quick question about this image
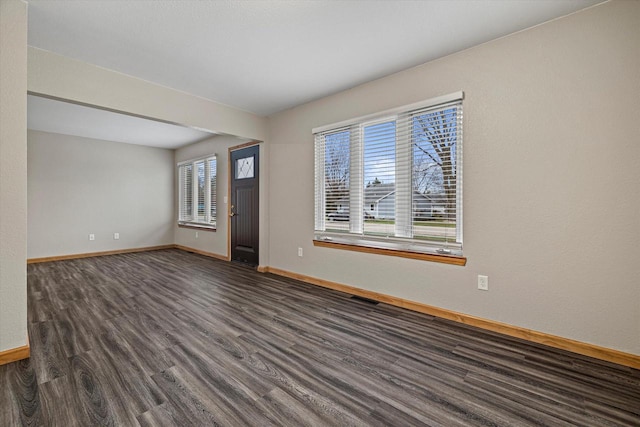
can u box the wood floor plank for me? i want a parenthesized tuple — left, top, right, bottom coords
(252, 340, 381, 420)
(453, 345, 640, 413)
(242, 349, 372, 427)
(39, 375, 90, 427)
(103, 316, 174, 376)
(168, 340, 274, 403)
(463, 372, 617, 427)
(0, 360, 42, 427)
(118, 307, 181, 350)
(287, 340, 471, 427)
(67, 352, 130, 426)
(53, 308, 93, 359)
(0, 248, 636, 426)
(27, 290, 55, 324)
(163, 352, 278, 426)
(369, 399, 452, 427)
(28, 320, 69, 385)
(254, 387, 331, 427)
(150, 366, 233, 426)
(136, 402, 186, 427)
(173, 297, 249, 338)
(90, 328, 167, 415)
(584, 399, 640, 426)
(0, 364, 20, 427)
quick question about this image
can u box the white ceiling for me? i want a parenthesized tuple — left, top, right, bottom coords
(25, 0, 603, 148)
(28, 95, 214, 149)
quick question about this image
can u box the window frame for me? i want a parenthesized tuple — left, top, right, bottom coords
(313, 91, 464, 263)
(177, 154, 217, 230)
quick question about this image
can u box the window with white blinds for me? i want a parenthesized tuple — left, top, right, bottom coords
(178, 155, 217, 228)
(314, 92, 463, 256)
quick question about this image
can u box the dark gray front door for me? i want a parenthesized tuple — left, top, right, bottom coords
(230, 145, 259, 265)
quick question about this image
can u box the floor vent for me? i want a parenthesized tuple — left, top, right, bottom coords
(350, 295, 379, 305)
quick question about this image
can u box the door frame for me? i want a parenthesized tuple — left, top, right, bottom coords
(227, 140, 261, 263)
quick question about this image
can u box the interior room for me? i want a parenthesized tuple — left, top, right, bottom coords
(1, 0, 639, 425)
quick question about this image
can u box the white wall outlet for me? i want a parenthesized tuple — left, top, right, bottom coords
(114, 233, 120, 240)
(224, 196, 228, 204)
(298, 247, 303, 257)
(478, 275, 489, 291)
(195, 231, 199, 239)
(89, 234, 95, 241)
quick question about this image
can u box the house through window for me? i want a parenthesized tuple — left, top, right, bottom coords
(314, 92, 463, 256)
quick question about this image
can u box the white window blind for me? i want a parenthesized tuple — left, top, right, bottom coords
(315, 128, 352, 231)
(314, 92, 463, 255)
(178, 155, 217, 228)
(209, 157, 217, 222)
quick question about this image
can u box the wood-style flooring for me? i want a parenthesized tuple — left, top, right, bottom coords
(1, 249, 639, 426)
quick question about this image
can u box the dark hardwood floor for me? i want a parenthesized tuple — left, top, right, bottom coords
(1, 249, 639, 426)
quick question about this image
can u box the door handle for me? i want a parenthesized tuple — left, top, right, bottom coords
(229, 205, 236, 217)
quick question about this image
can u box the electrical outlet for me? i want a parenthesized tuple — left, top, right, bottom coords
(298, 247, 303, 257)
(114, 233, 119, 240)
(195, 231, 199, 239)
(478, 275, 489, 291)
(89, 234, 95, 241)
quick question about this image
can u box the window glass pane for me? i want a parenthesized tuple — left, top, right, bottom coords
(196, 161, 205, 220)
(324, 130, 350, 232)
(180, 164, 193, 221)
(412, 107, 458, 243)
(363, 120, 396, 237)
(236, 156, 254, 179)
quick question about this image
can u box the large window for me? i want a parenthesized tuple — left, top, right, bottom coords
(178, 155, 217, 228)
(314, 92, 463, 256)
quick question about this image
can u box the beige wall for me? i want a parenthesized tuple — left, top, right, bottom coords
(0, 0, 28, 353)
(267, 1, 640, 355)
(28, 131, 174, 258)
(174, 136, 270, 265)
(28, 47, 268, 141)
(174, 135, 240, 258)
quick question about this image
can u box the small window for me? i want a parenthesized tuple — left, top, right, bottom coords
(236, 156, 254, 179)
(178, 155, 217, 229)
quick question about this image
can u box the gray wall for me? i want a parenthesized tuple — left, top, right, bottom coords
(0, 0, 28, 353)
(266, 1, 640, 355)
(27, 131, 174, 258)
